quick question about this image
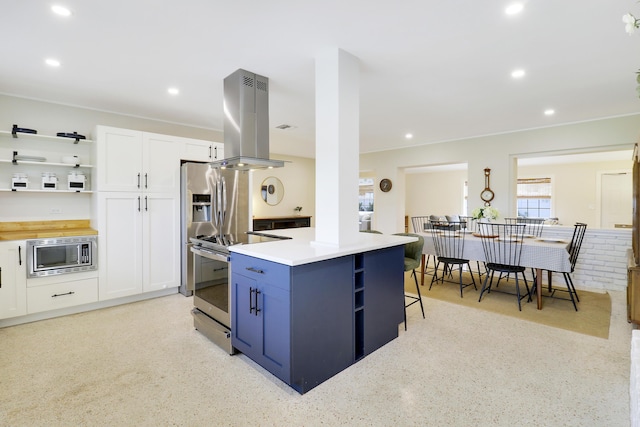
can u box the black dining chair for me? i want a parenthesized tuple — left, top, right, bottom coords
(428, 221, 477, 297)
(504, 217, 545, 237)
(459, 214, 486, 279)
(393, 232, 425, 330)
(477, 223, 531, 311)
(503, 217, 545, 282)
(411, 216, 436, 277)
(533, 223, 587, 311)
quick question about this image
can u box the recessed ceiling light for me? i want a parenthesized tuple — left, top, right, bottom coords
(511, 69, 525, 78)
(167, 87, 179, 95)
(51, 5, 72, 17)
(405, 133, 413, 139)
(45, 58, 61, 67)
(505, 3, 524, 15)
(544, 109, 555, 116)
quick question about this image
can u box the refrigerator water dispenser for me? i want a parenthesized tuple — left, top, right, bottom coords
(192, 194, 211, 222)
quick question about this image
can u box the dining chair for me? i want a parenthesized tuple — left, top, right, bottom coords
(411, 216, 436, 278)
(428, 221, 477, 297)
(411, 216, 430, 233)
(503, 217, 545, 282)
(393, 232, 425, 330)
(477, 223, 531, 311)
(459, 215, 486, 279)
(504, 217, 545, 237)
(533, 223, 587, 311)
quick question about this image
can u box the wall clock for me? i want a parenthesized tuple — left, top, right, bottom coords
(480, 168, 494, 206)
(379, 178, 392, 192)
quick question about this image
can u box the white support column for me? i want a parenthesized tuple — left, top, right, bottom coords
(313, 48, 360, 247)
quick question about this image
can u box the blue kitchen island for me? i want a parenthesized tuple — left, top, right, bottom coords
(229, 228, 414, 394)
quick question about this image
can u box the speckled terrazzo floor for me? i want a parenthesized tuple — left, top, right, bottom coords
(0, 287, 632, 426)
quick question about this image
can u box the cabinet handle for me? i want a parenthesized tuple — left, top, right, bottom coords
(254, 289, 261, 315)
(145, 196, 148, 211)
(18, 245, 22, 266)
(52, 291, 75, 298)
(246, 267, 264, 274)
(249, 287, 261, 315)
(137, 173, 141, 189)
(0, 266, 2, 288)
(209, 145, 213, 159)
(137, 196, 141, 212)
(145, 173, 148, 189)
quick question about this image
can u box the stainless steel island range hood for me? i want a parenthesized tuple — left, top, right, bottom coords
(211, 69, 285, 170)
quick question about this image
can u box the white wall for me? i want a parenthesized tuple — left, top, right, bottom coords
(405, 169, 467, 222)
(518, 159, 632, 228)
(361, 114, 640, 234)
(0, 95, 315, 223)
(251, 154, 316, 225)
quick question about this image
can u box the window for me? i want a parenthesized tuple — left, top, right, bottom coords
(517, 178, 551, 218)
(359, 178, 374, 211)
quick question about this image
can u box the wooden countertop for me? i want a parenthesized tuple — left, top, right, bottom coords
(0, 220, 98, 241)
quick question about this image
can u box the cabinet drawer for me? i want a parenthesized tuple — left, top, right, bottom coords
(230, 254, 290, 291)
(27, 278, 98, 314)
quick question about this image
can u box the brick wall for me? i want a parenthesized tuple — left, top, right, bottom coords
(542, 226, 631, 292)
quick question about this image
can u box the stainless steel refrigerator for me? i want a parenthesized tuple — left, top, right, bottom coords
(179, 162, 249, 295)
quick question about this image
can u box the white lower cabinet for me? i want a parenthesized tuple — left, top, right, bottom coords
(0, 241, 27, 319)
(27, 277, 98, 314)
(95, 191, 179, 300)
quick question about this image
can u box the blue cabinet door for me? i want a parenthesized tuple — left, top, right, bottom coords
(231, 253, 291, 383)
(232, 272, 261, 355)
(363, 246, 405, 355)
(259, 283, 291, 381)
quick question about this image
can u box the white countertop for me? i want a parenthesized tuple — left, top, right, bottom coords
(230, 228, 416, 266)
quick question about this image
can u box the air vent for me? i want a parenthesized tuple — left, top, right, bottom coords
(242, 75, 253, 87)
(256, 79, 268, 92)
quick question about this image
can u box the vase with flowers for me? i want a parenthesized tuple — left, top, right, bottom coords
(471, 206, 499, 222)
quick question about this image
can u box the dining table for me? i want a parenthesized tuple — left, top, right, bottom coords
(418, 231, 572, 309)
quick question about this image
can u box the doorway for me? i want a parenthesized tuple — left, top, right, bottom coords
(599, 170, 632, 228)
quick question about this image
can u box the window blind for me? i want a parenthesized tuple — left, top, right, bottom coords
(517, 178, 551, 198)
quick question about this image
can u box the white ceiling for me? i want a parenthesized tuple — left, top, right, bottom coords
(1, 1, 639, 159)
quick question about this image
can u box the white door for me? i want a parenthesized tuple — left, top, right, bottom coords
(0, 241, 26, 319)
(601, 170, 632, 228)
(95, 126, 143, 192)
(143, 194, 180, 292)
(97, 192, 144, 300)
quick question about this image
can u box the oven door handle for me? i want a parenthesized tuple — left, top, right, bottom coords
(190, 246, 229, 262)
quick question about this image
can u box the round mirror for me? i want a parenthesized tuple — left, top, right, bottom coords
(261, 176, 284, 205)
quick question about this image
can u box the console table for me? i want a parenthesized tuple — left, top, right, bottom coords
(253, 216, 311, 231)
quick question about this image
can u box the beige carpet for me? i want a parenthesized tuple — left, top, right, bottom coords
(406, 270, 612, 339)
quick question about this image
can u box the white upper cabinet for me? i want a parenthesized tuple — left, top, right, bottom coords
(95, 126, 181, 194)
(142, 132, 181, 194)
(180, 137, 224, 162)
(95, 126, 144, 192)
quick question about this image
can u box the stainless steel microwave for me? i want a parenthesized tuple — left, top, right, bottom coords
(27, 236, 97, 278)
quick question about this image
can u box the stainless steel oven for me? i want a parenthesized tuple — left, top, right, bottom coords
(27, 236, 97, 278)
(190, 232, 290, 354)
(191, 244, 234, 353)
